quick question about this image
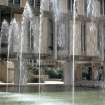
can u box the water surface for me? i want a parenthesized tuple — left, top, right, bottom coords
(0, 89, 105, 105)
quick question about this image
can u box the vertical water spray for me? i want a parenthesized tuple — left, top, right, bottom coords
(8, 18, 20, 88)
(39, 0, 50, 96)
(7, 18, 19, 93)
(19, 1, 34, 92)
(39, 0, 43, 97)
(6, 20, 12, 93)
(10, 18, 20, 53)
(72, 0, 77, 105)
(19, 17, 23, 93)
(7, 18, 21, 93)
(8, 18, 18, 63)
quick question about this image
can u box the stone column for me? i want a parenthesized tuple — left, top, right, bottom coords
(20, 60, 28, 85)
(14, 59, 20, 85)
(92, 63, 95, 81)
(63, 60, 73, 86)
(14, 58, 27, 86)
(75, 64, 81, 81)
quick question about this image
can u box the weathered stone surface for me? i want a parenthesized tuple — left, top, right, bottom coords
(69, 20, 82, 56)
(0, 0, 8, 6)
(86, 22, 98, 56)
(0, 61, 14, 83)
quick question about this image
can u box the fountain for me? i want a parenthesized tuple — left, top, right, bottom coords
(8, 18, 20, 54)
(0, 0, 104, 105)
(0, 1, 39, 92)
(18, 2, 34, 92)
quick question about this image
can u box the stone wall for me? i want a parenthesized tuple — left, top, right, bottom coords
(40, 16, 49, 54)
(69, 20, 82, 55)
(0, 0, 8, 6)
(20, 0, 27, 8)
(90, 0, 100, 17)
(58, 0, 68, 14)
(86, 22, 98, 56)
(14, 13, 22, 23)
(76, 0, 85, 15)
(0, 61, 14, 83)
(0, 61, 7, 82)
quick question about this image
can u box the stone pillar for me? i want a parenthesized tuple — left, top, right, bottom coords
(20, 60, 28, 85)
(75, 64, 81, 81)
(40, 16, 49, 54)
(14, 58, 27, 86)
(63, 60, 73, 86)
(14, 59, 20, 85)
(92, 63, 95, 80)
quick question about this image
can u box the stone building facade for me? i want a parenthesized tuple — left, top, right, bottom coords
(0, 0, 105, 85)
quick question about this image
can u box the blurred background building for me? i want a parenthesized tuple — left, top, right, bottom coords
(0, 0, 105, 86)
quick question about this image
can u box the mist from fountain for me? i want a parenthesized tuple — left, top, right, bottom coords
(6, 18, 20, 93)
(0, 1, 40, 93)
(0, 1, 103, 105)
(72, 0, 78, 105)
(8, 18, 20, 54)
(0, 1, 64, 93)
(38, 0, 45, 97)
(0, 1, 38, 93)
